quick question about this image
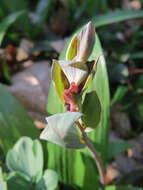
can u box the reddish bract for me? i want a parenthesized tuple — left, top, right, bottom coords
(63, 82, 79, 111)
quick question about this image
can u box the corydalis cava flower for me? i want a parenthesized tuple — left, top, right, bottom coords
(52, 21, 98, 111)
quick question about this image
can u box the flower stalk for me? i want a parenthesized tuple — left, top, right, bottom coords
(76, 121, 106, 190)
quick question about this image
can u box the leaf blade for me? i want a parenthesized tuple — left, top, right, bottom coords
(94, 10, 143, 28)
(82, 91, 101, 129)
(0, 84, 39, 153)
(0, 11, 25, 46)
(6, 137, 43, 182)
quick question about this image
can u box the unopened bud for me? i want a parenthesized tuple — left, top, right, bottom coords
(77, 21, 95, 62)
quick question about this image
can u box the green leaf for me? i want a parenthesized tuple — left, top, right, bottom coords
(46, 30, 110, 189)
(0, 0, 27, 13)
(80, 153, 99, 189)
(82, 91, 101, 129)
(104, 185, 143, 190)
(0, 167, 7, 190)
(35, 0, 53, 24)
(108, 141, 133, 160)
(6, 137, 43, 183)
(111, 85, 128, 106)
(82, 53, 110, 160)
(36, 169, 58, 190)
(0, 84, 39, 152)
(2, 60, 11, 84)
(7, 173, 32, 190)
(94, 10, 143, 28)
(40, 112, 84, 149)
(0, 11, 25, 46)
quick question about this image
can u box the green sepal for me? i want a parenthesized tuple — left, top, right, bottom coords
(52, 60, 68, 104)
(82, 55, 100, 91)
(40, 112, 85, 149)
(66, 34, 79, 61)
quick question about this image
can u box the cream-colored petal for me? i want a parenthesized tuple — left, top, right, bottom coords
(77, 21, 95, 62)
(59, 60, 88, 85)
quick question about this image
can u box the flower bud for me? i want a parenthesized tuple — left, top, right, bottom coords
(76, 21, 95, 62)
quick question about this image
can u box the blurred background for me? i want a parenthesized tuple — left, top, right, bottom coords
(0, 0, 143, 189)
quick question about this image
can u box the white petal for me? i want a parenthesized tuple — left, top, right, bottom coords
(59, 60, 87, 85)
(40, 112, 84, 149)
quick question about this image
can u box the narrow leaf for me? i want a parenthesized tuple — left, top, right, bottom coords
(35, 0, 52, 23)
(0, 11, 25, 46)
(94, 10, 143, 28)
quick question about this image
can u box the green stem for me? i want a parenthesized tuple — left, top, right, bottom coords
(76, 121, 106, 190)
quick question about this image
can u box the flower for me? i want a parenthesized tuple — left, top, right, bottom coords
(51, 21, 99, 111)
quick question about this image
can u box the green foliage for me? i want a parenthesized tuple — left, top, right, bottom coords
(82, 91, 101, 129)
(0, 137, 58, 190)
(0, 0, 28, 14)
(35, 169, 58, 190)
(6, 137, 43, 182)
(116, 79, 143, 124)
(105, 185, 143, 190)
(94, 10, 143, 28)
(108, 141, 133, 160)
(7, 174, 33, 190)
(0, 11, 25, 46)
(111, 86, 128, 106)
(35, 0, 53, 24)
(1, 60, 11, 84)
(0, 167, 7, 190)
(40, 112, 84, 149)
(0, 84, 39, 153)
